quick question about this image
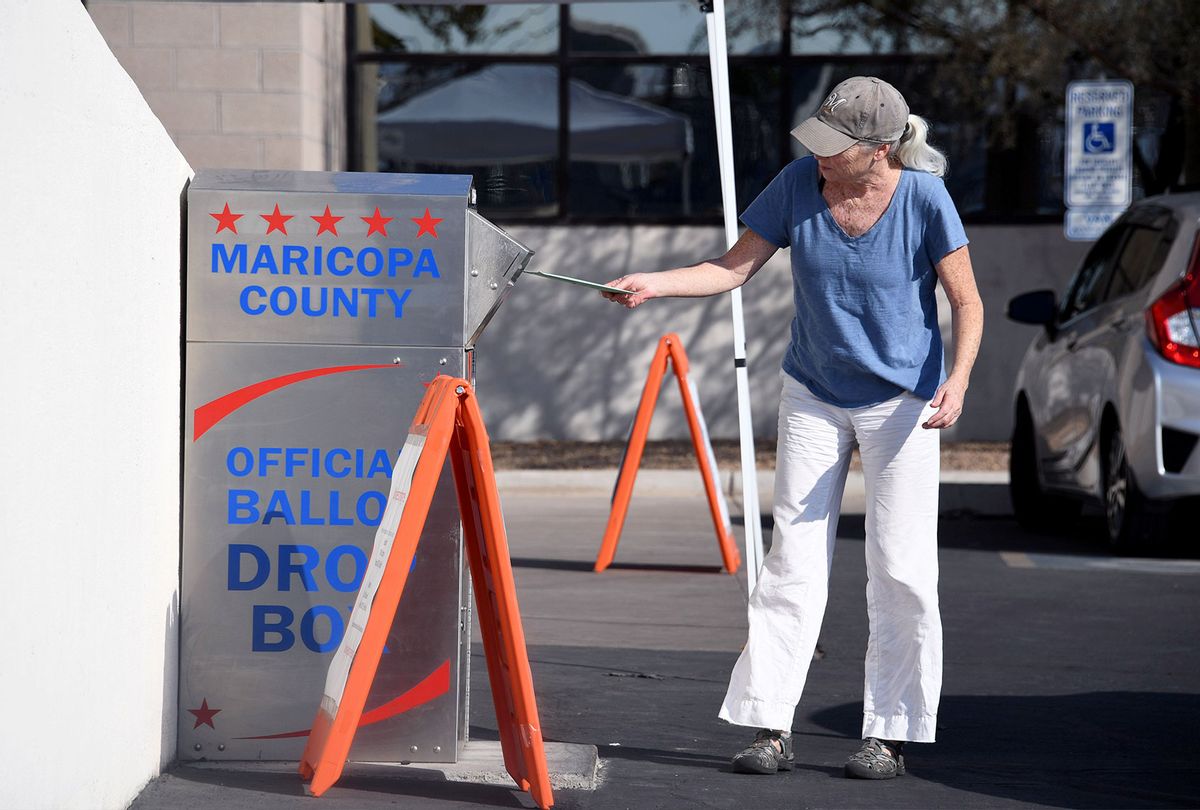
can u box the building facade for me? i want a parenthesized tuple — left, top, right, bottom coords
(88, 0, 1114, 442)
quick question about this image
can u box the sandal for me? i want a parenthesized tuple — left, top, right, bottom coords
(731, 729, 794, 774)
(844, 737, 905, 779)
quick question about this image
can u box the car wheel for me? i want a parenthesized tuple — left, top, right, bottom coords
(1010, 402, 1080, 531)
(1102, 425, 1166, 553)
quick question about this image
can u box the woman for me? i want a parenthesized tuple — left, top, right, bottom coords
(602, 76, 983, 779)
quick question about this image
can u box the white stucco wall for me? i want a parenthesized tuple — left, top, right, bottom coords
(0, 2, 191, 808)
(482, 223, 1088, 442)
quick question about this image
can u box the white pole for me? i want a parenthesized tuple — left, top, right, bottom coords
(705, 0, 763, 597)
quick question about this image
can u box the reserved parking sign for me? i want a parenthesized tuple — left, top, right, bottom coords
(1065, 80, 1133, 208)
(1064, 80, 1133, 240)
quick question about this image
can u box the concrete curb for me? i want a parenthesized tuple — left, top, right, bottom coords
(496, 468, 1012, 517)
(185, 741, 601, 791)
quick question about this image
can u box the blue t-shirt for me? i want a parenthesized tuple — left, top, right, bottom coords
(741, 157, 968, 408)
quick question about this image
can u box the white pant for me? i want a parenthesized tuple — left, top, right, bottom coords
(719, 374, 943, 743)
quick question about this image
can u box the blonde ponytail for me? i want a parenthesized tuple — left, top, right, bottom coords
(891, 114, 948, 177)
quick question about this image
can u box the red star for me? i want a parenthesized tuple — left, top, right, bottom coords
(312, 205, 344, 237)
(260, 204, 293, 235)
(210, 203, 243, 234)
(188, 699, 221, 730)
(412, 208, 443, 239)
(361, 207, 394, 237)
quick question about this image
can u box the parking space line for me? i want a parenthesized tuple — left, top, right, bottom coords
(1000, 551, 1200, 574)
(999, 551, 1036, 568)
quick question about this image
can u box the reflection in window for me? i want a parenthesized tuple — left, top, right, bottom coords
(564, 63, 783, 219)
(368, 64, 559, 217)
(568, 0, 782, 56)
(788, 1, 968, 54)
(792, 13, 882, 55)
(1108, 226, 1165, 301)
(364, 3, 557, 54)
(569, 1, 707, 55)
(568, 64, 705, 218)
(730, 65, 783, 212)
(724, 0, 783, 55)
(1064, 226, 1124, 318)
(349, 4, 1076, 222)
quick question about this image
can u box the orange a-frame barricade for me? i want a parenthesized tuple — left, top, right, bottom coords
(594, 333, 740, 574)
(299, 375, 553, 810)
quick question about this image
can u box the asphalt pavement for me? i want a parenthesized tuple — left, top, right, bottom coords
(131, 468, 1200, 810)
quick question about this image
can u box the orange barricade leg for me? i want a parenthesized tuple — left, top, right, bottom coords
(594, 336, 671, 572)
(451, 387, 553, 809)
(595, 333, 740, 574)
(301, 376, 461, 795)
(301, 376, 553, 810)
(668, 340, 741, 574)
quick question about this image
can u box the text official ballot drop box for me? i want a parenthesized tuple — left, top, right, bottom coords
(181, 170, 531, 762)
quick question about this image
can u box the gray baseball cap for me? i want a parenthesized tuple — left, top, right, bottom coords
(791, 76, 910, 157)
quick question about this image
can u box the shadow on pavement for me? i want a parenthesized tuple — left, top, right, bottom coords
(599, 743, 844, 779)
(811, 692, 1200, 808)
(162, 766, 307, 799)
(511, 556, 725, 574)
(164, 762, 530, 808)
(591, 743, 728, 771)
(834, 512, 1125, 557)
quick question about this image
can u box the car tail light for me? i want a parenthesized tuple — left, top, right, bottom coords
(1146, 234, 1200, 368)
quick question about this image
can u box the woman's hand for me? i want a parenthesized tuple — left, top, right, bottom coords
(599, 231, 780, 310)
(923, 376, 967, 429)
(601, 273, 658, 309)
(932, 246, 982, 431)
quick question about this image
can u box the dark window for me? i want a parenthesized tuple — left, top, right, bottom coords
(730, 64, 784, 211)
(791, 11, 906, 54)
(361, 3, 558, 54)
(567, 63, 713, 218)
(346, 3, 1078, 225)
(1061, 225, 1126, 320)
(568, 2, 708, 55)
(365, 62, 560, 217)
(1105, 225, 1167, 302)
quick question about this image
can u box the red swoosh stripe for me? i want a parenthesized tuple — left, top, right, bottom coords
(193, 364, 396, 441)
(235, 659, 451, 741)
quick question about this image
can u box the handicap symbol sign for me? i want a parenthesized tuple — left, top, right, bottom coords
(1066, 80, 1131, 210)
(1083, 121, 1115, 154)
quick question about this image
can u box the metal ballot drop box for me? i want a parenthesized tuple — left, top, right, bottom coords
(181, 170, 531, 762)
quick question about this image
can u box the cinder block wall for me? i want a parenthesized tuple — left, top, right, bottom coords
(0, 1, 192, 808)
(88, 0, 345, 171)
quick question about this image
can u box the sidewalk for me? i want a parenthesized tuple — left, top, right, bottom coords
(496, 465, 1012, 516)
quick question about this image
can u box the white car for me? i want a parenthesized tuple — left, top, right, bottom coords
(1007, 193, 1200, 550)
